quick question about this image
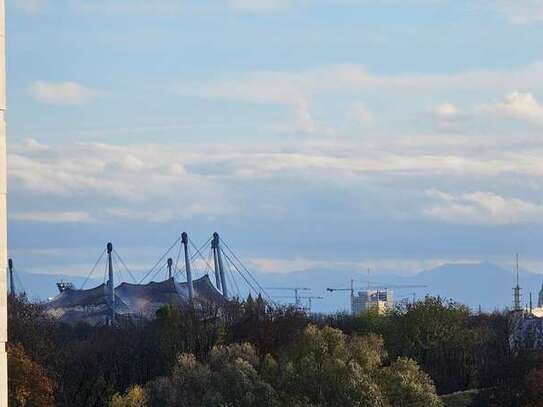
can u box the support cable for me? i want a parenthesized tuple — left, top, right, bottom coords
(174, 240, 183, 274)
(221, 240, 275, 305)
(12, 268, 26, 295)
(113, 249, 137, 283)
(224, 255, 240, 298)
(81, 248, 107, 289)
(189, 239, 214, 276)
(148, 262, 167, 283)
(207, 249, 213, 277)
(221, 239, 273, 303)
(15, 274, 25, 295)
(139, 237, 181, 284)
(112, 255, 123, 284)
(102, 258, 109, 284)
(172, 262, 186, 280)
(222, 250, 258, 299)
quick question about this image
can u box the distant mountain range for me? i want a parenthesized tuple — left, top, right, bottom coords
(10, 262, 542, 314)
(252, 262, 543, 313)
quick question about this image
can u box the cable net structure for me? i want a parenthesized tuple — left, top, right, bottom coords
(45, 233, 274, 325)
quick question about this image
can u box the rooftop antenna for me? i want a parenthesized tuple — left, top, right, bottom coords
(530, 291, 533, 313)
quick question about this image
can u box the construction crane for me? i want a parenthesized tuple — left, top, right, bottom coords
(327, 281, 428, 314)
(326, 280, 356, 309)
(264, 287, 311, 307)
(273, 295, 323, 312)
(327, 283, 428, 293)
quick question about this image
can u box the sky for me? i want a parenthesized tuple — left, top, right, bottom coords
(5, 0, 543, 291)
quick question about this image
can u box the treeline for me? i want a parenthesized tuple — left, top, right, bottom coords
(6, 295, 543, 406)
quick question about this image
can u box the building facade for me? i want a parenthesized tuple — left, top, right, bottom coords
(352, 289, 394, 315)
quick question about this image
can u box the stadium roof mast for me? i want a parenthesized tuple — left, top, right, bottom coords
(211, 236, 222, 291)
(8, 258, 13, 297)
(107, 243, 115, 325)
(213, 233, 228, 299)
(182, 233, 194, 303)
(167, 258, 173, 280)
(0, 0, 8, 400)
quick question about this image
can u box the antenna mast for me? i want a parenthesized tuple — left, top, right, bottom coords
(513, 253, 522, 312)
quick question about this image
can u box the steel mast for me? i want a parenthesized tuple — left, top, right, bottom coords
(182, 232, 194, 303)
(107, 242, 115, 325)
(214, 233, 228, 299)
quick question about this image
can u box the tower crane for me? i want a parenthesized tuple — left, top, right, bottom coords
(272, 295, 323, 312)
(264, 287, 311, 307)
(326, 281, 428, 314)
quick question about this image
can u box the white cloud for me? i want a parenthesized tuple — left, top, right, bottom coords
(106, 205, 228, 223)
(188, 62, 543, 102)
(433, 103, 460, 119)
(29, 81, 103, 106)
(183, 63, 543, 135)
(481, 91, 543, 125)
(10, 211, 92, 223)
(424, 190, 543, 225)
(9, 137, 543, 229)
(431, 102, 468, 132)
(21, 138, 50, 153)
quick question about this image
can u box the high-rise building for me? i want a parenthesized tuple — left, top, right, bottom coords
(538, 279, 543, 309)
(352, 289, 394, 315)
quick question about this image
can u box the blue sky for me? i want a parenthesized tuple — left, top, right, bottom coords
(6, 0, 543, 288)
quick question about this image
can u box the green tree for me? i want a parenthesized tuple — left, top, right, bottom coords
(381, 357, 442, 407)
(280, 324, 442, 407)
(146, 343, 280, 407)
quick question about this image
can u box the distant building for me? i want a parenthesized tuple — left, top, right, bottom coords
(530, 280, 543, 317)
(352, 290, 393, 315)
(538, 280, 543, 308)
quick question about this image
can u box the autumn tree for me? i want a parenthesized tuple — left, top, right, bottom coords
(8, 343, 56, 407)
